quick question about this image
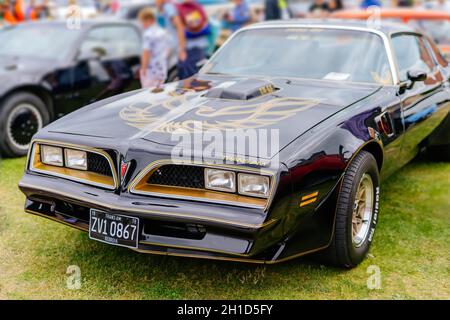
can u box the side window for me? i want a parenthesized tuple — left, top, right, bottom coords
(424, 36, 449, 68)
(391, 34, 435, 82)
(80, 26, 141, 59)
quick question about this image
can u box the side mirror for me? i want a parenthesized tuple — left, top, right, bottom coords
(407, 69, 427, 83)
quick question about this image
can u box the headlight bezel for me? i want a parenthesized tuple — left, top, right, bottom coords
(28, 140, 118, 190)
(129, 161, 275, 209)
(204, 168, 271, 198)
(204, 168, 236, 193)
(64, 148, 88, 171)
(40, 145, 64, 167)
(237, 173, 270, 198)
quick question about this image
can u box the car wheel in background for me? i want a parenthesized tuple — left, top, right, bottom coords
(0, 92, 49, 157)
(319, 151, 380, 268)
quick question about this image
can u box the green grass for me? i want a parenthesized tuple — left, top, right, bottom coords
(0, 157, 449, 299)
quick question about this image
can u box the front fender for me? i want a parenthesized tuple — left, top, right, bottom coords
(273, 104, 385, 258)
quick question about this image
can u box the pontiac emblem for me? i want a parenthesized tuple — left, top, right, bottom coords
(120, 161, 130, 184)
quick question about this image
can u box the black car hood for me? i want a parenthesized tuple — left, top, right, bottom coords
(46, 75, 381, 158)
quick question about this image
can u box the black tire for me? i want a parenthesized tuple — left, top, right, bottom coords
(0, 92, 49, 157)
(427, 145, 450, 162)
(320, 151, 380, 268)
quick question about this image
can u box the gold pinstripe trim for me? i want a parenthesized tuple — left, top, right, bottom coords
(300, 191, 319, 206)
(19, 182, 277, 229)
(299, 197, 318, 207)
(27, 139, 119, 190)
(301, 191, 319, 201)
(128, 159, 278, 210)
(136, 184, 267, 207)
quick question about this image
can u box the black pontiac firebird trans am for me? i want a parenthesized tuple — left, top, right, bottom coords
(19, 21, 450, 268)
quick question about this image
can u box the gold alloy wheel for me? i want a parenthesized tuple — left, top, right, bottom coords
(352, 173, 374, 247)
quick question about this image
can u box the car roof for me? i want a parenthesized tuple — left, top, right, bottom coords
(331, 8, 450, 21)
(245, 19, 418, 35)
(13, 19, 137, 30)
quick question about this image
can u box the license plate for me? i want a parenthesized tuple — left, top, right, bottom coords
(89, 209, 139, 249)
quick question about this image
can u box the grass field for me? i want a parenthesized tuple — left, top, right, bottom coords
(0, 156, 449, 299)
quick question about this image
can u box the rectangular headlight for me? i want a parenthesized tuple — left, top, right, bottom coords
(204, 168, 236, 193)
(40, 145, 63, 167)
(238, 173, 270, 198)
(65, 149, 87, 170)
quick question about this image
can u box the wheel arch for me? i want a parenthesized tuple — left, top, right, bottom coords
(276, 137, 384, 261)
(357, 140, 384, 172)
(1, 86, 54, 120)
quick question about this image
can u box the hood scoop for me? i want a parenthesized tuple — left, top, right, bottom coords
(205, 79, 278, 100)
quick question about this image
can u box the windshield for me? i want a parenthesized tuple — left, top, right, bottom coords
(0, 26, 81, 60)
(202, 28, 393, 85)
(408, 20, 450, 44)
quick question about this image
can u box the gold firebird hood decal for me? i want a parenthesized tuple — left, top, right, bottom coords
(119, 91, 320, 134)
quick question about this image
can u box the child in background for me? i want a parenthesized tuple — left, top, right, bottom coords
(138, 8, 169, 88)
(224, 0, 251, 32)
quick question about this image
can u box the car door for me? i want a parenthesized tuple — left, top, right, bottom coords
(392, 33, 450, 164)
(71, 24, 141, 109)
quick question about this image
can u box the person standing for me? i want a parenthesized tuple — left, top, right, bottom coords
(0, 0, 5, 25)
(156, 0, 187, 77)
(328, 0, 343, 12)
(3, 0, 25, 24)
(38, 0, 51, 19)
(424, 0, 450, 12)
(138, 8, 169, 88)
(360, 0, 382, 9)
(309, 0, 329, 16)
(24, 0, 37, 20)
(224, 0, 251, 32)
(264, 0, 290, 20)
(176, 0, 210, 79)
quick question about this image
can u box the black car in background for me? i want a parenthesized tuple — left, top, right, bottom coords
(0, 20, 142, 157)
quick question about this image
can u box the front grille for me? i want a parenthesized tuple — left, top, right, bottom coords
(87, 153, 113, 177)
(148, 165, 204, 189)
